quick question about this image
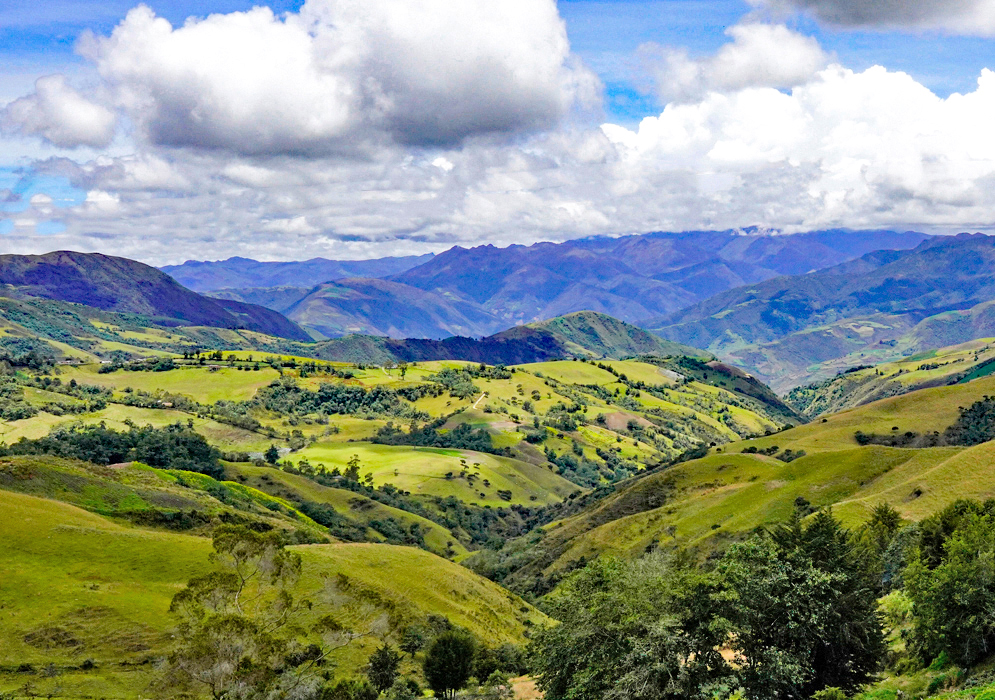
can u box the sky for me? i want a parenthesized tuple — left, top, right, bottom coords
(2, 0, 995, 264)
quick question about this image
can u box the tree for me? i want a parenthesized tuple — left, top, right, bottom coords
(423, 630, 477, 699)
(400, 625, 427, 656)
(367, 644, 402, 693)
(719, 510, 886, 698)
(345, 454, 361, 481)
(162, 525, 356, 699)
(398, 363, 408, 381)
(264, 444, 280, 465)
(906, 510, 995, 666)
(530, 555, 732, 700)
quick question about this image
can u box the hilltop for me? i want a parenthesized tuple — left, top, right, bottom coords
(0, 251, 310, 341)
(469, 369, 995, 596)
(304, 311, 706, 365)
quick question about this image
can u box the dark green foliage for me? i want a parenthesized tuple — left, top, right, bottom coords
(399, 625, 427, 656)
(367, 644, 402, 693)
(905, 503, 995, 666)
(254, 377, 412, 417)
(432, 368, 481, 400)
(530, 511, 886, 700)
(373, 419, 499, 455)
(531, 555, 731, 700)
(720, 511, 886, 697)
(293, 501, 368, 542)
(264, 444, 280, 465)
(3, 423, 224, 479)
(944, 395, 995, 446)
(423, 631, 476, 699)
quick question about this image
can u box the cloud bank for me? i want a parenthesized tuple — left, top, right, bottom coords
(753, 0, 995, 34)
(0, 75, 115, 149)
(644, 24, 830, 102)
(4, 6, 995, 264)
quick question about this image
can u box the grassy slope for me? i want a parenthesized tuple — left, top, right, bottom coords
(0, 488, 541, 697)
(232, 464, 471, 558)
(499, 375, 995, 583)
(788, 337, 995, 417)
(295, 441, 575, 507)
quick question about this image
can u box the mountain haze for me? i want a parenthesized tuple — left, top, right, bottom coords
(185, 229, 932, 341)
(650, 233, 995, 390)
(162, 254, 434, 292)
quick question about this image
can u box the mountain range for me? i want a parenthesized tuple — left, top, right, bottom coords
(175, 229, 931, 340)
(650, 233, 995, 391)
(161, 254, 434, 292)
(304, 311, 703, 365)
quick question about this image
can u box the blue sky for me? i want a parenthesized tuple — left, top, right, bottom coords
(3, 0, 994, 123)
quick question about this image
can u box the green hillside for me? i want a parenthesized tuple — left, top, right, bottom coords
(469, 374, 995, 595)
(0, 487, 541, 698)
(788, 337, 995, 417)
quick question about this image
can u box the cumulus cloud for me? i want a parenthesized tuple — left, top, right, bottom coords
(6, 62, 991, 263)
(644, 24, 830, 103)
(75, 0, 596, 155)
(0, 75, 116, 148)
(752, 0, 995, 35)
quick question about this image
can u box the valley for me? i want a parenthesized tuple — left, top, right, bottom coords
(4, 238, 995, 700)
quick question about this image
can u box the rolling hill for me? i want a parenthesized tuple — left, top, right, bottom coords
(786, 337, 995, 417)
(0, 251, 310, 341)
(0, 484, 541, 697)
(468, 370, 995, 596)
(649, 233, 995, 390)
(161, 253, 434, 292)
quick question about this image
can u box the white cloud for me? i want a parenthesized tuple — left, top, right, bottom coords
(0, 74, 115, 148)
(752, 0, 995, 35)
(10, 13, 995, 264)
(74, 0, 596, 156)
(644, 24, 830, 103)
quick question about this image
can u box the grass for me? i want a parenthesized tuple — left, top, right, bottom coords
(232, 464, 471, 558)
(500, 372, 995, 580)
(294, 441, 576, 507)
(60, 364, 282, 403)
(0, 488, 543, 697)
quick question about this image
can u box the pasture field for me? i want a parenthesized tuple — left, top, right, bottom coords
(60, 364, 283, 403)
(295, 441, 576, 507)
(0, 488, 541, 697)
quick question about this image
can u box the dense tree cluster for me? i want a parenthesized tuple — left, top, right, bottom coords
(372, 419, 499, 455)
(2, 423, 224, 479)
(530, 511, 886, 700)
(252, 377, 425, 419)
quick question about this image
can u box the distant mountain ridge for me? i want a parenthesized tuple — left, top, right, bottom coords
(213, 277, 503, 340)
(162, 254, 434, 293)
(649, 233, 995, 390)
(179, 229, 932, 340)
(0, 251, 310, 341)
(305, 311, 705, 365)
